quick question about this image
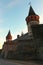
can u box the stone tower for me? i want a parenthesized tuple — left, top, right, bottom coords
(25, 5, 39, 34)
(6, 30, 12, 41)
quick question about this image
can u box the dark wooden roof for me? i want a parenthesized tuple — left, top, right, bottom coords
(28, 5, 36, 16)
(6, 30, 12, 39)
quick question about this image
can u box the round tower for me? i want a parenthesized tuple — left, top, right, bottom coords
(25, 5, 40, 34)
(6, 30, 12, 41)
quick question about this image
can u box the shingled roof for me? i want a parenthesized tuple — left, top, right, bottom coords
(28, 5, 36, 16)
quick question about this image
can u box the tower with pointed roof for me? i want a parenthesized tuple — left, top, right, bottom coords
(6, 30, 12, 41)
(25, 5, 40, 34)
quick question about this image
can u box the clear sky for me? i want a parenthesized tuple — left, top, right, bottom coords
(0, 0, 43, 49)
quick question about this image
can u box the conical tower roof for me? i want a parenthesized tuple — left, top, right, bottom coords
(7, 30, 11, 36)
(25, 5, 39, 25)
(28, 5, 36, 16)
(6, 30, 12, 40)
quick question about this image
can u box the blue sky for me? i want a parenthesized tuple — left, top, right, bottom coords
(0, 0, 43, 49)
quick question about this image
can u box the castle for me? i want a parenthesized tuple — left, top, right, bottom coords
(1, 5, 43, 60)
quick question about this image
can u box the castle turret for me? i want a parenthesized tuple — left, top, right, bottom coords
(6, 30, 12, 41)
(25, 5, 40, 34)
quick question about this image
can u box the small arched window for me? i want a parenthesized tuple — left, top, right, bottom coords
(31, 16, 34, 20)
